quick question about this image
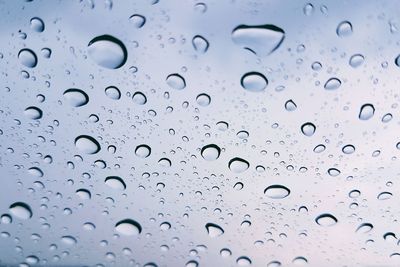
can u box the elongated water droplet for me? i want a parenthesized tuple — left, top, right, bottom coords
(342, 144, 355, 154)
(264, 185, 290, 199)
(232, 24, 285, 56)
(192, 35, 209, 53)
(205, 223, 224, 237)
(201, 144, 221, 161)
(228, 157, 249, 173)
(303, 3, 314, 16)
(301, 122, 316, 136)
(105, 176, 126, 190)
(324, 77, 341, 90)
(377, 191, 392, 200)
(241, 72, 268, 92)
(75, 135, 101, 154)
(63, 88, 89, 107)
(336, 21, 353, 37)
(24, 106, 42, 120)
(88, 35, 127, 69)
(166, 73, 186, 90)
(356, 223, 373, 233)
(9, 202, 32, 220)
(115, 219, 142, 235)
(358, 104, 375, 120)
(315, 213, 337, 226)
(18, 48, 37, 68)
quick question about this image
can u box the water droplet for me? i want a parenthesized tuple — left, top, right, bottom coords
(315, 213, 337, 226)
(301, 122, 316, 137)
(342, 144, 355, 154)
(132, 91, 147, 105)
(115, 219, 142, 235)
(1, 214, 12, 224)
(228, 157, 249, 173)
(328, 168, 340, 177)
(395, 55, 400, 67)
(358, 104, 375, 120)
(105, 176, 126, 190)
(220, 248, 232, 258)
(313, 144, 326, 153)
(76, 189, 91, 200)
(292, 256, 308, 265)
(192, 35, 209, 53)
(267, 261, 281, 267)
(324, 77, 341, 90)
(63, 88, 89, 107)
(30, 17, 45, 32)
(9, 202, 32, 220)
(158, 158, 172, 167)
(61, 236, 77, 246)
(232, 24, 285, 56)
(356, 223, 373, 233)
(75, 135, 101, 154)
(285, 99, 297, 111)
(186, 260, 199, 267)
(336, 21, 353, 37)
(135, 144, 151, 158)
(18, 48, 37, 68)
(196, 93, 211, 106)
(241, 72, 268, 92)
(377, 191, 392, 200)
(88, 35, 127, 69)
(349, 54, 364, 68)
(41, 47, 51, 58)
(105, 86, 121, 100)
(24, 106, 42, 120)
(201, 144, 221, 161)
(382, 113, 392, 123)
(28, 167, 43, 177)
(166, 73, 186, 90)
(264, 185, 290, 199)
(129, 14, 146, 28)
(236, 256, 252, 266)
(205, 223, 224, 237)
(303, 3, 314, 16)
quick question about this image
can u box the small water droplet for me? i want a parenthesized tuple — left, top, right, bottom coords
(105, 176, 126, 190)
(336, 21, 353, 37)
(18, 48, 37, 68)
(324, 77, 341, 90)
(9, 202, 32, 220)
(241, 72, 268, 92)
(301, 122, 316, 136)
(201, 144, 221, 161)
(88, 35, 127, 69)
(315, 213, 337, 226)
(342, 144, 355, 154)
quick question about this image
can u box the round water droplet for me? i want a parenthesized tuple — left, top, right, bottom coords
(115, 219, 142, 236)
(192, 35, 209, 54)
(324, 77, 341, 90)
(135, 144, 151, 158)
(63, 88, 89, 107)
(377, 191, 392, 200)
(349, 189, 361, 198)
(129, 14, 146, 28)
(241, 72, 268, 92)
(315, 213, 337, 226)
(18, 48, 37, 68)
(24, 106, 42, 120)
(264, 185, 290, 199)
(301, 122, 316, 137)
(236, 256, 252, 266)
(205, 223, 224, 237)
(105, 86, 121, 100)
(166, 73, 186, 90)
(356, 223, 373, 233)
(9, 202, 32, 220)
(1, 214, 12, 224)
(41, 48, 51, 58)
(237, 130, 249, 139)
(336, 21, 353, 37)
(88, 35, 127, 69)
(196, 93, 211, 106)
(201, 144, 221, 161)
(30, 17, 45, 32)
(216, 121, 229, 131)
(232, 24, 285, 56)
(132, 91, 147, 105)
(285, 99, 297, 111)
(359, 104, 375, 120)
(105, 176, 126, 190)
(349, 54, 364, 68)
(75, 135, 101, 154)
(342, 144, 355, 154)
(228, 157, 249, 173)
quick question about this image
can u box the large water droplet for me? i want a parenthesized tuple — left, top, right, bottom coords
(324, 77, 341, 90)
(201, 144, 221, 161)
(232, 24, 285, 56)
(292, 256, 308, 265)
(358, 104, 375, 120)
(63, 88, 89, 107)
(105, 86, 121, 100)
(336, 21, 353, 37)
(205, 223, 224, 237)
(24, 106, 42, 120)
(9, 202, 32, 220)
(18, 48, 37, 68)
(61, 236, 77, 246)
(315, 213, 337, 226)
(241, 72, 268, 92)
(105, 176, 126, 190)
(115, 219, 142, 236)
(349, 54, 364, 68)
(264, 185, 290, 199)
(228, 157, 249, 173)
(88, 35, 127, 69)
(75, 135, 101, 154)
(301, 122, 316, 136)
(166, 73, 186, 90)
(356, 223, 373, 233)
(30, 17, 45, 32)
(192, 35, 209, 54)
(135, 144, 151, 158)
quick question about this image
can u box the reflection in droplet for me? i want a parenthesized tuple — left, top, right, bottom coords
(166, 73, 186, 90)
(24, 106, 43, 120)
(88, 35, 127, 69)
(232, 24, 285, 56)
(63, 88, 89, 107)
(18, 48, 37, 68)
(201, 144, 221, 161)
(301, 122, 316, 137)
(9, 202, 32, 220)
(336, 21, 353, 37)
(241, 72, 268, 92)
(105, 176, 126, 190)
(264, 185, 290, 199)
(75, 135, 101, 154)
(192, 35, 209, 54)
(105, 86, 121, 100)
(135, 144, 151, 158)
(315, 213, 338, 226)
(324, 77, 341, 90)
(228, 157, 249, 173)
(205, 223, 224, 237)
(358, 104, 375, 120)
